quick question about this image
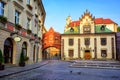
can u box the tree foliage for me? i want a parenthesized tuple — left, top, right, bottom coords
(19, 50, 25, 63)
(117, 26, 120, 32)
(0, 49, 4, 64)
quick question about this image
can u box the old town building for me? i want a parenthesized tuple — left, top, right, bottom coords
(116, 32, 120, 60)
(61, 10, 117, 60)
(42, 27, 61, 59)
(0, 0, 46, 65)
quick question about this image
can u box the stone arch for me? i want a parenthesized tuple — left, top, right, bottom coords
(4, 37, 16, 64)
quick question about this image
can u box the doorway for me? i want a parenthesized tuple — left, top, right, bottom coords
(84, 50, 91, 60)
(4, 38, 13, 64)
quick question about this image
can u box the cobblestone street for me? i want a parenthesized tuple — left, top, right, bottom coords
(1, 60, 120, 80)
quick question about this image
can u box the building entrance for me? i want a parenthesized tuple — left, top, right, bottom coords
(84, 50, 91, 60)
(4, 38, 13, 64)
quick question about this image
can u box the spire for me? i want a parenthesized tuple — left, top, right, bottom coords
(66, 16, 72, 27)
(86, 9, 88, 13)
(49, 27, 54, 32)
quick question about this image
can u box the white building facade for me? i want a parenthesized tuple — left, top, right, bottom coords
(61, 10, 117, 60)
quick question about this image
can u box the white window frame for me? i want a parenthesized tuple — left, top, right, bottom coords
(15, 10, 20, 24)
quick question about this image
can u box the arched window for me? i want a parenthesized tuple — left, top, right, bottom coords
(22, 42, 27, 56)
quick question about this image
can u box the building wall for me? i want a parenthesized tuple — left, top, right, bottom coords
(61, 34, 116, 60)
(62, 10, 117, 60)
(43, 27, 61, 49)
(42, 27, 61, 59)
(116, 32, 120, 60)
(0, 0, 46, 65)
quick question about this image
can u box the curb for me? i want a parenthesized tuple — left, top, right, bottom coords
(0, 61, 49, 78)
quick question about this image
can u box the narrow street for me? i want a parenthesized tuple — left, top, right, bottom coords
(1, 60, 120, 80)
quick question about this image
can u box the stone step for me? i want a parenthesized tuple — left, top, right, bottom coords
(70, 60, 120, 69)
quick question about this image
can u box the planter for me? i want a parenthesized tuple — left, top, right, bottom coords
(15, 24, 22, 30)
(27, 29, 32, 34)
(0, 65, 4, 70)
(34, 34, 38, 38)
(24, 56, 29, 61)
(0, 15, 7, 24)
(19, 50, 25, 67)
(19, 62, 25, 67)
(27, 4, 33, 10)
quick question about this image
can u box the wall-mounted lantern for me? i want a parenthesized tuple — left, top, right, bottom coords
(10, 31, 22, 42)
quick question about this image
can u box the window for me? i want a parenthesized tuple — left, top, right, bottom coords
(27, 0, 30, 4)
(84, 38, 90, 46)
(55, 40, 58, 44)
(15, 10, 20, 24)
(100, 25, 106, 31)
(83, 25, 91, 33)
(101, 38, 107, 45)
(101, 50, 107, 58)
(27, 18, 31, 30)
(69, 50, 74, 57)
(70, 28, 74, 32)
(0, 1, 4, 16)
(22, 42, 27, 57)
(69, 38, 74, 46)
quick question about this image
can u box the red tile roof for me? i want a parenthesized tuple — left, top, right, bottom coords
(68, 18, 115, 27)
(69, 21, 80, 27)
(94, 18, 115, 24)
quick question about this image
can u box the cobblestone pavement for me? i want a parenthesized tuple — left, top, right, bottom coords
(0, 60, 120, 80)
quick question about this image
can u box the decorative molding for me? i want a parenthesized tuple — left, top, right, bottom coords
(13, 1, 24, 11)
(26, 10, 33, 17)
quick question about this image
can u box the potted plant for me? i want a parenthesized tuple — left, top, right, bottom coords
(24, 56, 29, 61)
(0, 15, 7, 24)
(0, 49, 4, 70)
(27, 29, 32, 34)
(34, 34, 38, 38)
(15, 24, 22, 30)
(26, 4, 33, 10)
(19, 50, 25, 67)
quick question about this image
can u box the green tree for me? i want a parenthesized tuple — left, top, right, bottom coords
(19, 50, 25, 63)
(117, 26, 120, 32)
(0, 49, 4, 65)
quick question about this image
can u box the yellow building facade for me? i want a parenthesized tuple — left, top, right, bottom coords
(0, 0, 46, 65)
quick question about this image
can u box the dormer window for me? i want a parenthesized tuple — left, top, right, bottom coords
(70, 28, 74, 32)
(101, 25, 106, 31)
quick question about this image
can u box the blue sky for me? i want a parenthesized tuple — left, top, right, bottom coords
(42, 0, 120, 33)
